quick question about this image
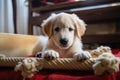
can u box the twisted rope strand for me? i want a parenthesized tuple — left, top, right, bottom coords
(0, 56, 94, 70)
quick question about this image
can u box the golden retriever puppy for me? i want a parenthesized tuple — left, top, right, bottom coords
(33, 12, 91, 60)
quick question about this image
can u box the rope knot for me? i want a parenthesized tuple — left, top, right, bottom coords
(15, 58, 41, 79)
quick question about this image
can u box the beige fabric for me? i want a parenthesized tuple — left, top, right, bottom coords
(0, 33, 38, 57)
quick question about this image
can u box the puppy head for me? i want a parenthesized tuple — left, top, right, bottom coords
(41, 13, 86, 49)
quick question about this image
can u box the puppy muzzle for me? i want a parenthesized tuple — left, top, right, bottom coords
(59, 38, 68, 46)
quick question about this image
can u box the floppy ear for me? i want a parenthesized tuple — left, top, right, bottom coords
(71, 14, 86, 38)
(41, 13, 56, 38)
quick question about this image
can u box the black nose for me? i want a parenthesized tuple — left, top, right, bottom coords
(60, 38, 68, 45)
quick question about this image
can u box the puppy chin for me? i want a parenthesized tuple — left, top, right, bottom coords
(54, 40, 71, 49)
(59, 45, 70, 49)
(55, 43, 69, 49)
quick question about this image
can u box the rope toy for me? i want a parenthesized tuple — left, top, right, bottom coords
(15, 58, 40, 79)
(0, 46, 119, 79)
(92, 51, 120, 75)
(91, 46, 120, 75)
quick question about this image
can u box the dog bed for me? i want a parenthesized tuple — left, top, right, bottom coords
(0, 33, 120, 80)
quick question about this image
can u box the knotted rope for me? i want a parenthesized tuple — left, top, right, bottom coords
(0, 46, 119, 80)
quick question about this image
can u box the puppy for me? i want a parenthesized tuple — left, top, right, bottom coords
(33, 12, 91, 61)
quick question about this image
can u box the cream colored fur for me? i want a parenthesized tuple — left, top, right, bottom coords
(33, 13, 91, 60)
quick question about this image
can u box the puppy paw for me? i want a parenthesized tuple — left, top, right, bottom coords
(36, 52, 42, 57)
(42, 50, 59, 60)
(73, 51, 91, 61)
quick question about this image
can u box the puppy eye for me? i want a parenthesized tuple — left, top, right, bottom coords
(69, 27, 74, 31)
(54, 27, 60, 32)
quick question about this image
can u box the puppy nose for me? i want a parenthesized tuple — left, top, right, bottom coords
(60, 38, 68, 45)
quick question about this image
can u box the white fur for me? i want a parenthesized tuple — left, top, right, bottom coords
(33, 13, 91, 60)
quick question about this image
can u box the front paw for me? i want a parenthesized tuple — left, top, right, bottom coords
(36, 52, 42, 57)
(42, 50, 59, 60)
(73, 51, 91, 61)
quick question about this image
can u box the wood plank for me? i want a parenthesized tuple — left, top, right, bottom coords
(73, 5, 120, 23)
(82, 34, 120, 44)
(31, 6, 120, 25)
(32, 0, 120, 12)
(12, 0, 17, 33)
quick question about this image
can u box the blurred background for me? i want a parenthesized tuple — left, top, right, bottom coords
(0, 0, 120, 49)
